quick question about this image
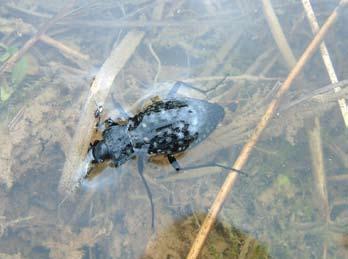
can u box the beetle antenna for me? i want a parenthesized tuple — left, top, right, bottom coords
(137, 156, 155, 231)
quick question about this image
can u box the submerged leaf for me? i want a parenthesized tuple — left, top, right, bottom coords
(0, 81, 13, 101)
(11, 56, 29, 87)
(276, 175, 291, 187)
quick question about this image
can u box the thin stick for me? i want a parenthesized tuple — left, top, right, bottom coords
(0, 1, 77, 77)
(301, 0, 348, 127)
(40, 35, 89, 61)
(181, 75, 279, 83)
(300, 1, 330, 234)
(186, 1, 347, 258)
(301, 0, 333, 230)
(58, 31, 145, 195)
(58, 16, 243, 29)
(262, 0, 297, 68)
(307, 118, 329, 221)
(148, 42, 161, 83)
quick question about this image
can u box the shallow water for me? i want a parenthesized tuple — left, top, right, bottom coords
(0, 0, 348, 258)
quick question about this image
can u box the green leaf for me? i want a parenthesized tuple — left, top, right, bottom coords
(0, 82, 13, 102)
(276, 175, 291, 187)
(11, 56, 29, 87)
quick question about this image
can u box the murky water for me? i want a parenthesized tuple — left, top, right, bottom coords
(1, 0, 348, 258)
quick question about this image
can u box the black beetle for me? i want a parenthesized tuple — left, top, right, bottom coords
(85, 81, 243, 229)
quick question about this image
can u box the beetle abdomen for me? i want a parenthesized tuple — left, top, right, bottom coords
(129, 97, 224, 155)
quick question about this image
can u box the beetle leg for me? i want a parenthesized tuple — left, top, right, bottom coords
(137, 155, 155, 231)
(88, 140, 99, 151)
(167, 81, 205, 98)
(167, 154, 181, 171)
(167, 79, 229, 98)
(176, 163, 248, 176)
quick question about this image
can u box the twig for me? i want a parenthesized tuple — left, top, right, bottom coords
(301, 0, 348, 127)
(262, 0, 297, 68)
(58, 31, 145, 195)
(40, 34, 89, 61)
(1, 18, 89, 62)
(328, 174, 348, 182)
(279, 80, 348, 111)
(0, 1, 77, 77)
(0, 215, 32, 237)
(59, 16, 244, 29)
(148, 42, 161, 83)
(181, 75, 280, 83)
(186, 1, 347, 258)
(5, 4, 52, 19)
(265, 3, 330, 256)
(307, 118, 329, 221)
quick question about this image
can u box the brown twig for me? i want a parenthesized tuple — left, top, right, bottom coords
(307, 118, 329, 221)
(40, 34, 89, 61)
(328, 174, 348, 182)
(58, 31, 145, 195)
(262, 0, 297, 68)
(0, 1, 77, 77)
(186, 1, 348, 258)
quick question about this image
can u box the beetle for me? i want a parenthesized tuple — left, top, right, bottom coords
(85, 81, 243, 229)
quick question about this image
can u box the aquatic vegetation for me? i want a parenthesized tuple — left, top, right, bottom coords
(0, 43, 29, 102)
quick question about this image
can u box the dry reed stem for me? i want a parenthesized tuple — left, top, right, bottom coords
(186, 1, 347, 258)
(307, 118, 329, 221)
(301, 0, 332, 234)
(328, 174, 348, 182)
(181, 75, 279, 83)
(262, 0, 297, 68)
(301, 0, 348, 127)
(40, 34, 89, 61)
(58, 31, 145, 195)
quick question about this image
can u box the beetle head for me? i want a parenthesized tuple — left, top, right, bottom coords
(92, 125, 134, 167)
(92, 140, 110, 163)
